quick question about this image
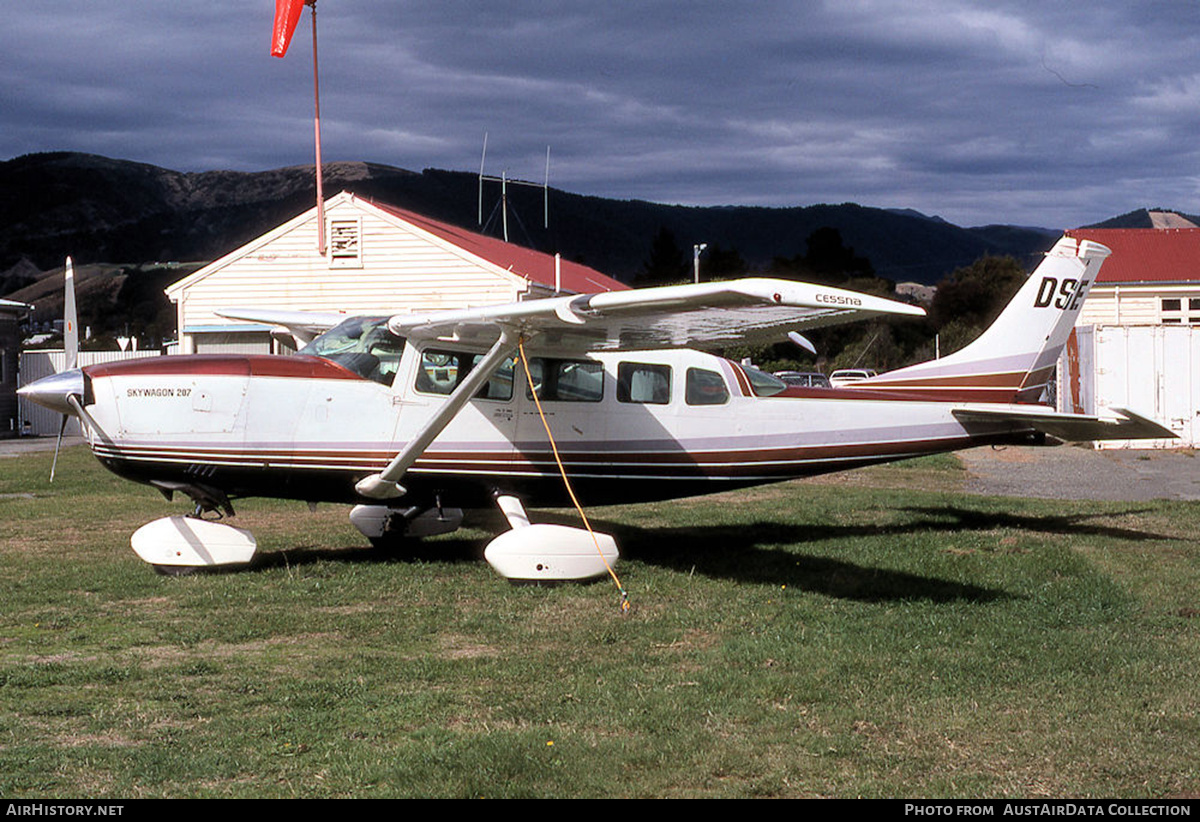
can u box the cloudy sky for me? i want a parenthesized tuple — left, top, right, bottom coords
(4, 1, 1200, 229)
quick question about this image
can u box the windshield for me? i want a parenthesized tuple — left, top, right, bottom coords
(300, 316, 406, 385)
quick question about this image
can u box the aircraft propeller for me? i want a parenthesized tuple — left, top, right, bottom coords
(48, 258, 78, 482)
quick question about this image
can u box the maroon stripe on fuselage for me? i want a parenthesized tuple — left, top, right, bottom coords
(93, 430, 1030, 508)
(91, 431, 1011, 480)
(85, 354, 366, 381)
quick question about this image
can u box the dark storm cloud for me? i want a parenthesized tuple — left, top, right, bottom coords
(4, 1, 1200, 227)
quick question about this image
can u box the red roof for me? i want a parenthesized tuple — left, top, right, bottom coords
(371, 200, 628, 294)
(1065, 228, 1200, 285)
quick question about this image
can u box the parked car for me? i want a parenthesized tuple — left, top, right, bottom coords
(829, 368, 878, 387)
(773, 370, 831, 388)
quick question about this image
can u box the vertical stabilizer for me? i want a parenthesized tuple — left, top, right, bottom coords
(854, 236, 1111, 403)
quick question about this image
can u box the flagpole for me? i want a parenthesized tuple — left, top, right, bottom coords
(309, 0, 325, 256)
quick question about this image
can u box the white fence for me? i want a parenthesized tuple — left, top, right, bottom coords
(17, 349, 162, 437)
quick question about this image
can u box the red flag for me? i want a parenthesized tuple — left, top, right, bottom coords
(271, 0, 307, 57)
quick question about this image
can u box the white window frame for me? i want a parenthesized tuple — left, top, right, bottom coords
(1158, 295, 1200, 325)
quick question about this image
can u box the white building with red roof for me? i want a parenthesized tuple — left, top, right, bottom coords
(1066, 224, 1200, 326)
(165, 191, 627, 354)
(1059, 223, 1200, 447)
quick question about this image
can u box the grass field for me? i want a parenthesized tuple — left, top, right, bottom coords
(2, 445, 1199, 798)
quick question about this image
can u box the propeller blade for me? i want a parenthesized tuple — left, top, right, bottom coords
(787, 331, 817, 355)
(64, 257, 78, 371)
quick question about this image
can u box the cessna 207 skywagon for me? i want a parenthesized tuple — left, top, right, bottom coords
(19, 237, 1172, 580)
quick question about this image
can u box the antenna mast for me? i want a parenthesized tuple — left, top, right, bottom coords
(478, 136, 551, 242)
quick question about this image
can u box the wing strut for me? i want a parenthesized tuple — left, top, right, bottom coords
(355, 327, 517, 500)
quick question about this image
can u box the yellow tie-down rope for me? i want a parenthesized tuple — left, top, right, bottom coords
(518, 336, 629, 614)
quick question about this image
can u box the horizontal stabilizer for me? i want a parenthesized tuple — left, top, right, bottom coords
(952, 405, 1177, 442)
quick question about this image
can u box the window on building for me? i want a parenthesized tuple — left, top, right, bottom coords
(1159, 296, 1200, 324)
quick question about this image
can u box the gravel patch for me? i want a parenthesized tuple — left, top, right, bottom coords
(957, 444, 1200, 502)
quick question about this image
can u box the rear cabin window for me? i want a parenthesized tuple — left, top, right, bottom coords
(525, 358, 604, 402)
(416, 349, 515, 400)
(617, 362, 672, 405)
(743, 365, 788, 397)
(685, 368, 730, 405)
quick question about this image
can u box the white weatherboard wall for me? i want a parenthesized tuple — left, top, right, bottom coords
(168, 194, 530, 354)
(1079, 285, 1200, 327)
(1060, 325, 1199, 448)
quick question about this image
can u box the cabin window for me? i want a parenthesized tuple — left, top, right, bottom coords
(685, 368, 729, 405)
(742, 365, 788, 397)
(524, 358, 604, 402)
(617, 362, 671, 404)
(416, 349, 514, 400)
(328, 218, 362, 268)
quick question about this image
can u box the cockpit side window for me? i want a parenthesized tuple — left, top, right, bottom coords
(299, 317, 406, 385)
(415, 349, 515, 400)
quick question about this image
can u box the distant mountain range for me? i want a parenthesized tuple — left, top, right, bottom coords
(1, 152, 1193, 297)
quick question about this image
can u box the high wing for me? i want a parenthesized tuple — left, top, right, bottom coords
(355, 278, 924, 499)
(388, 278, 925, 354)
(216, 308, 349, 347)
(952, 405, 1176, 442)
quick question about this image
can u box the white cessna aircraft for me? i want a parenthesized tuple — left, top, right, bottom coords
(19, 237, 1171, 579)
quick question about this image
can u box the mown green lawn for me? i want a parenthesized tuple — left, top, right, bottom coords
(1, 446, 1198, 798)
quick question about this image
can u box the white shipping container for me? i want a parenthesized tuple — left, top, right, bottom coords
(1059, 325, 1198, 449)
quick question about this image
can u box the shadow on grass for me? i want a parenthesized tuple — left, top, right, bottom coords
(246, 536, 486, 572)
(603, 520, 1005, 603)
(894, 505, 1175, 543)
(600, 503, 1173, 604)
(231, 503, 1170, 604)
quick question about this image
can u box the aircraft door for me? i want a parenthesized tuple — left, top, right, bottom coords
(513, 356, 609, 472)
(397, 346, 519, 468)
